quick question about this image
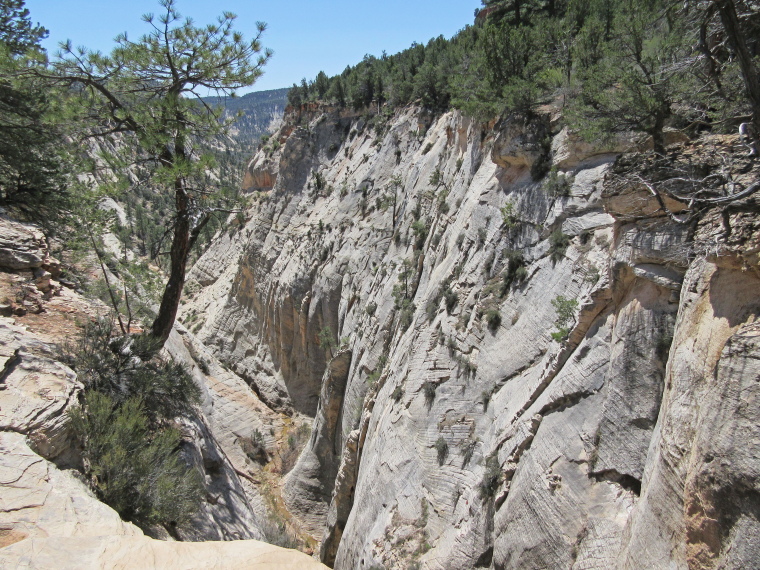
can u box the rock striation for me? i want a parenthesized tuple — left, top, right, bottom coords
(183, 104, 760, 569)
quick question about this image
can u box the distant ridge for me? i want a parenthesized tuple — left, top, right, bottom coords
(203, 87, 289, 147)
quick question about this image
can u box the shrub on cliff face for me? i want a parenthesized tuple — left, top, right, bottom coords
(548, 229, 570, 264)
(551, 295, 578, 341)
(65, 318, 203, 530)
(66, 318, 200, 423)
(479, 454, 502, 499)
(69, 392, 202, 528)
(435, 437, 449, 466)
(543, 167, 575, 197)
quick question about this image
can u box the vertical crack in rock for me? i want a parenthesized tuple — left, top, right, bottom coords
(283, 350, 353, 536)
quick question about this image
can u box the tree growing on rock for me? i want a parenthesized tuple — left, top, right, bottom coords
(570, 0, 688, 154)
(43, 0, 271, 345)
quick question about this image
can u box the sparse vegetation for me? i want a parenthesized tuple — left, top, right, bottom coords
(423, 381, 437, 403)
(435, 436, 449, 465)
(462, 438, 478, 467)
(481, 390, 491, 411)
(501, 249, 527, 293)
(548, 229, 570, 264)
(242, 428, 269, 464)
(485, 308, 501, 332)
(65, 318, 202, 530)
(317, 325, 337, 352)
(543, 167, 574, 197)
(551, 295, 579, 342)
(479, 454, 502, 499)
(500, 201, 517, 228)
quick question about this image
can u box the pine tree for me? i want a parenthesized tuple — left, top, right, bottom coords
(42, 0, 271, 344)
(0, 0, 71, 211)
(0, 0, 47, 56)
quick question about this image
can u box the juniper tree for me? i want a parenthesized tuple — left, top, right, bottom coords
(44, 0, 271, 344)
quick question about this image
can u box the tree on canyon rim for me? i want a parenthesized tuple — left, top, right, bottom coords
(39, 0, 271, 345)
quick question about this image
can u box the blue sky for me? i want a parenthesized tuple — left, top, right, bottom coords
(27, 0, 481, 93)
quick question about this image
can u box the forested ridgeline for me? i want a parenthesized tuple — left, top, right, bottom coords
(289, 0, 760, 154)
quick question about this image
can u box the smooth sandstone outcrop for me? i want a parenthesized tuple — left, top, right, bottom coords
(1, 535, 327, 570)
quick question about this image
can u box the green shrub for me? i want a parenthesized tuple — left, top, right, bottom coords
(69, 392, 202, 527)
(543, 167, 574, 197)
(317, 326, 336, 351)
(243, 428, 269, 463)
(461, 438, 478, 467)
(398, 300, 416, 332)
(411, 218, 429, 249)
(422, 142, 433, 154)
(435, 437, 448, 466)
(429, 167, 442, 187)
(550, 295, 578, 342)
(425, 297, 439, 321)
(365, 302, 377, 317)
(423, 381, 436, 403)
(64, 319, 203, 529)
(392, 386, 404, 402)
(485, 308, 501, 332)
(443, 287, 459, 314)
(479, 454, 502, 499)
(501, 249, 526, 294)
(548, 229, 570, 264)
(500, 201, 517, 228)
(65, 319, 200, 423)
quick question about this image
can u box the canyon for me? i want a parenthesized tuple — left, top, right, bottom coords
(1, 101, 759, 569)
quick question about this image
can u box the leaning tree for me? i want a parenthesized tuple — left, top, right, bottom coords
(43, 0, 271, 344)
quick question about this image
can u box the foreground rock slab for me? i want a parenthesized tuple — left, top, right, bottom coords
(0, 535, 328, 569)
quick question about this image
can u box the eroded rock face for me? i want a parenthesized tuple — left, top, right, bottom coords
(0, 243, 298, 562)
(283, 350, 352, 536)
(0, 217, 48, 270)
(183, 105, 760, 569)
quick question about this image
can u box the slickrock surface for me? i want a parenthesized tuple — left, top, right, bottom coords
(183, 104, 760, 569)
(1, 535, 327, 570)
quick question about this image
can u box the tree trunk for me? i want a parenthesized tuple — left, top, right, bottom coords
(151, 175, 191, 344)
(716, 0, 760, 148)
(652, 112, 666, 155)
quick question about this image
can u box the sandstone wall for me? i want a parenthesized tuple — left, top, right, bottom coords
(182, 106, 760, 569)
